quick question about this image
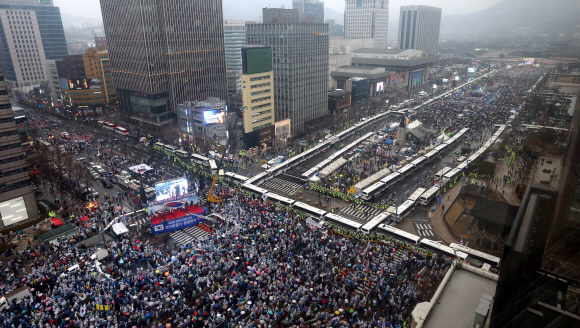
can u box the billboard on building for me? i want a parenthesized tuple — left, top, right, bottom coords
(390, 72, 405, 84)
(203, 110, 225, 125)
(376, 82, 384, 93)
(89, 78, 102, 89)
(0, 196, 28, 226)
(155, 178, 188, 202)
(412, 70, 423, 86)
(275, 119, 291, 139)
(467, 67, 476, 73)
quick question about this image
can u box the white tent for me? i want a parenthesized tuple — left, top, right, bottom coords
(128, 163, 153, 175)
(309, 176, 321, 183)
(112, 222, 129, 235)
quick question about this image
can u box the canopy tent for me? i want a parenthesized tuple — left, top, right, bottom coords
(309, 176, 321, 183)
(112, 223, 129, 235)
(128, 163, 153, 175)
(384, 139, 393, 144)
(78, 216, 90, 222)
(50, 218, 64, 226)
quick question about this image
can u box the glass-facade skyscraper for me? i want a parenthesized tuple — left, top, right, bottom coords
(344, 0, 389, 49)
(246, 8, 328, 137)
(293, 0, 324, 23)
(0, 0, 67, 91)
(398, 5, 442, 55)
(100, 0, 227, 126)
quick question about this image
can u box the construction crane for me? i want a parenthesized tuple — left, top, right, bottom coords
(207, 108, 243, 203)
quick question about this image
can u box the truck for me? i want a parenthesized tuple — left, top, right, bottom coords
(90, 248, 109, 261)
(129, 183, 140, 193)
(0, 286, 31, 311)
(145, 187, 156, 200)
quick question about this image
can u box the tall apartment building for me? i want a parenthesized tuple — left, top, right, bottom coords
(398, 5, 442, 55)
(344, 0, 389, 49)
(0, 0, 67, 93)
(246, 8, 329, 137)
(241, 47, 275, 149)
(100, 0, 227, 127)
(293, 0, 324, 23)
(0, 67, 38, 230)
(57, 45, 117, 108)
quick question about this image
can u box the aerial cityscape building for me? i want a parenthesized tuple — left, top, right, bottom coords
(397, 5, 442, 55)
(99, 0, 227, 128)
(0, 0, 67, 95)
(292, 0, 324, 23)
(0, 67, 38, 231)
(344, 0, 389, 49)
(246, 8, 328, 137)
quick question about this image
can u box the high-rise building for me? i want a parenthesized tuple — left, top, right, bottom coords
(99, 0, 227, 127)
(246, 8, 328, 137)
(0, 0, 67, 93)
(344, 0, 389, 49)
(224, 20, 246, 71)
(241, 47, 275, 149)
(0, 67, 38, 231)
(397, 5, 442, 55)
(95, 36, 107, 50)
(57, 45, 117, 109)
(177, 97, 227, 142)
(293, 0, 324, 23)
(326, 19, 344, 37)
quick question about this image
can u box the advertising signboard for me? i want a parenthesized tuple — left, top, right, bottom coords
(152, 214, 205, 234)
(203, 110, 225, 125)
(154, 178, 188, 201)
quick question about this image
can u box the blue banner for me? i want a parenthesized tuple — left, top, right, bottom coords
(151, 215, 205, 235)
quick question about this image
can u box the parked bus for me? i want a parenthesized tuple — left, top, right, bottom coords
(378, 224, 420, 244)
(102, 122, 116, 131)
(265, 192, 296, 206)
(323, 213, 363, 231)
(191, 154, 210, 166)
(435, 167, 452, 180)
(361, 213, 390, 235)
(293, 201, 327, 217)
(380, 172, 402, 189)
(224, 172, 248, 184)
(397, 164, 415, 178)
(209, 159, 218, 173)
(419, 186, 440, 206)
(419, 239, 457, 258)
(115, 127, 129, 136)
(393, 200, 415, 221)
(361, 182, 385, 200)
(153, 142, 165, 150)
(164, 145, 177, 153)
(407, 188, 426, 204)
(174, 150, 189, 158)
(241, 183, 268, 197)
(449, 243, 501, 267)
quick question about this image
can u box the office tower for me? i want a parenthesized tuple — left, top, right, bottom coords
(293, 0, 324, 23)
(100, 0, 227, 126)
(57, 45, 117, 108)
(246, 8, 328, 137)
(344, 0, 389, 49)
(398, 5, 442, 55)
(224, 20, 247, 71)
(95, 36, 107, 50)
(326, 19, 344, 37)
(0, 0, 67, 92)
(177, 97, 227, 141)
(241, 47, 275, 149)
(0, 67, 38, 230)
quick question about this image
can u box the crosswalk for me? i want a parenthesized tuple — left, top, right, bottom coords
(339, 203, 384, 223)
(170, 225, 210, 246)
(259, 178, 302, 195)
(353, 248, 406, 298)
(285, 166, 305, 178)
(413, 220, 438, 239)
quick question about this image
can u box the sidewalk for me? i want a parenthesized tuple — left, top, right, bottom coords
(428, 181, 462, 245)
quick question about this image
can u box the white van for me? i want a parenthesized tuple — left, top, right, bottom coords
(306, 217, 325, 229)
(90, 248, 109, 261)
(457, 156, 466, 163)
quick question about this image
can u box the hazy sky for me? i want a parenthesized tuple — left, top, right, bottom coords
(53, 0, 503, 22)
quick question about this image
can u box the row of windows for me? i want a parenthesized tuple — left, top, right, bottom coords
(0, 179, 32, 193)
(0, 130, 17, 137)
(251, 82, 270, 89)
(251, 116, 271, 124)
(251, 103, 271, 111)
(250, 75, 270, 82)
(251, 96, 271, 103)
(0, 167, 27, 178)
(251, 109, 271, 117)
(0, 117, 14, 124)
(0, 142, 22, 152)
(253, 123, 272, 131)
(0, 154, 25, 165)
(251, 89, 270, 96)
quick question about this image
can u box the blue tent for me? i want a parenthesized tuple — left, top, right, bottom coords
(386, 128, 394, 132)
(384, 139, 393, 144)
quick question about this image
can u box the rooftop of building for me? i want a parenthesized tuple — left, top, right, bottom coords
(422, 267, 497, 328)
(353, 48, 408, 55)
(331, 65, 391, 80)
(470, 197, 519, 227)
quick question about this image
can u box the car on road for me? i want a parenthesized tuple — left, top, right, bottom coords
(84, 187, 99, 198)
(101, 178, 113, 189)
(109, 176, 118, 184)
(91, 172, 100, 180)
